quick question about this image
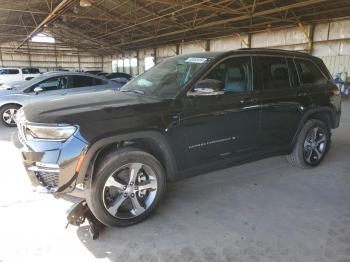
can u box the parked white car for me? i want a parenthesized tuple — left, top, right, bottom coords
(0, 68, 41, 86)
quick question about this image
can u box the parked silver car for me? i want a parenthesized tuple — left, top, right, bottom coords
(0, 72, 119, 127)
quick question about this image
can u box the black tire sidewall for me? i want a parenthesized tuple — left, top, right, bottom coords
(0, 104, 20, 127)
(86, 148, 166, 227)
(299, 120, 330, 167)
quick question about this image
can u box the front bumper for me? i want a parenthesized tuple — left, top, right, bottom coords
(13, 130, 88, 195)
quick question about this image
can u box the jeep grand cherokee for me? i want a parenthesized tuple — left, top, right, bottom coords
(14, 49, 341, 227)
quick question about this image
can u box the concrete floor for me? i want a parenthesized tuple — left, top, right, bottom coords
(0, 101, 350, 262)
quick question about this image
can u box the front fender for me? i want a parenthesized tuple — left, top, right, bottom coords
(291, 106, 339, 147)
(76, 130, 178, 185)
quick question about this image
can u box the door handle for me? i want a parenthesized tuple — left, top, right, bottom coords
(165, 112, 183, 131)
(172, 111, 183, 120)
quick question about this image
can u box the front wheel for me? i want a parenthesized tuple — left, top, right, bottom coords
(287, 119, 330, 168)
(0, 104, 20, 127)
(86, 147, 166, 227)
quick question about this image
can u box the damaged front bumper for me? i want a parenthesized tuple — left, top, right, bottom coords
(13, 130, 88, 196)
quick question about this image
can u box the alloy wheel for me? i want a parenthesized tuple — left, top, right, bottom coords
(102, 163, 158, 219)
(303, 127, 327, 164)
(2, 108, 18, 125)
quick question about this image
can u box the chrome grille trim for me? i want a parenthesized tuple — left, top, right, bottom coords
(34, 171, 59, 189)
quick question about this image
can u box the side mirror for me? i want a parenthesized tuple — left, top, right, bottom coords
(33, 87, 43, 94)
(190, 79, 224, 96)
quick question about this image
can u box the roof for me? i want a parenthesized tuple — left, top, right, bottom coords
(0, 0, 349, 54)
(235, 48, 318, 58)
(42, 71, 109, 79)
(171, 48, 319, 61)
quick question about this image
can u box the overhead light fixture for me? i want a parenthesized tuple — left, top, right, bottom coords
(80, 0, 92, 7)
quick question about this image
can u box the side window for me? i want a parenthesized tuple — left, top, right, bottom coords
(204, 56, 251, 93)
(72, 76, 95, 88)
(23, 68, 40, 74)
(93, 78, 107, 86)
(28, 68, 40, 74)
(294, 59, 328, 85)
(254, 56, 291, 90)
(8, 69, 19, 75)
(33, 77, 68, 91)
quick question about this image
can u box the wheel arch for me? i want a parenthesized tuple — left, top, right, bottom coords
(292, 106, 336, 147)
(77, 131, 178, 186)
(0, 102, 23, 110)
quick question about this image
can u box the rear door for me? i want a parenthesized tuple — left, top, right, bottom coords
(64, 75, 106, 95)
(253, 56, 303, 153)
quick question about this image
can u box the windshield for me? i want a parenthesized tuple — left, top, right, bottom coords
(18, 75, 47, 91)
(120, 55, 211, 98)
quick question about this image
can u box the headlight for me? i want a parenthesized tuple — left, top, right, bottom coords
(24, 124, 76, 141)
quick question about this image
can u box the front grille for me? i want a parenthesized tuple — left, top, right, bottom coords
(35, 171, 59, 189)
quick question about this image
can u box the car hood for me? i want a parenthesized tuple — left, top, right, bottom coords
(23, 90, 165, 123)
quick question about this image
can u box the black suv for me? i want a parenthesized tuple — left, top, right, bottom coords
(15, 49, 341, 227)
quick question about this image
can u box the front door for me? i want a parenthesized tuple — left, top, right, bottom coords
(26, 76, 68, 103)
(182, 56, 261, 168)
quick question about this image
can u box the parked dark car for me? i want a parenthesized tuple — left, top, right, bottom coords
(85, 70, 102, 75)
(105, 72, 132, 80)
(15, 49, 341, 228)
(96, 72, 109, 77)
(0, 72, 119, 127)
(107, 72, 133, 89)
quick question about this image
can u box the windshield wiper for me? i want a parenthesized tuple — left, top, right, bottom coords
(120, 89, 145, 95)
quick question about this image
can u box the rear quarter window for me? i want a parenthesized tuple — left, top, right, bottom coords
(94, 78, 108, 86)
(294, 59, 328, 85)
(72, 76, 95, 88)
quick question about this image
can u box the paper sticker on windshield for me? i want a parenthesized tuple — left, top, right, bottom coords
(185, 57, 208, 64)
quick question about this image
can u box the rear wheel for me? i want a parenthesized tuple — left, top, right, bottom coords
(0, 104, 20, 127)
(287, 119, 330, 168)
(86, 147, 166, 227)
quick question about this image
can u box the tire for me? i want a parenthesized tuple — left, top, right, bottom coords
(0, 104, 21, 127)
(86, 147, 166, 227)
(286, 119, 330, 168)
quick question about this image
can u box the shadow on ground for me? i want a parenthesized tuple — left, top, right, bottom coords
(76, 136, 350, 261)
